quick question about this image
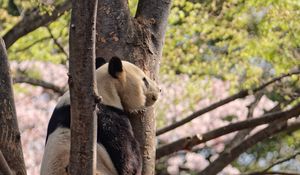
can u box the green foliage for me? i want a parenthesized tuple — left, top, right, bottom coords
(163, 0, 300, 90)
(6, 12, 70, 64)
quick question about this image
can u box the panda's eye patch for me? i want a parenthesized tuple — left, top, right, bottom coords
(143, 77, 149, 88)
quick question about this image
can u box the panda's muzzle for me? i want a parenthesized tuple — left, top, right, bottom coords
(152, 95, 157, 101)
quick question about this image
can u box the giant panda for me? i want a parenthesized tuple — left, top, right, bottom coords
(40, 56, 160, 175)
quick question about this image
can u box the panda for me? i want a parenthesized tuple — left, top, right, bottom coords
(40, 56, 160, 175)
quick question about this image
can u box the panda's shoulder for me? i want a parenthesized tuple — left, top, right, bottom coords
(98, 105, 131, 127)
(46, 101, 71, 143)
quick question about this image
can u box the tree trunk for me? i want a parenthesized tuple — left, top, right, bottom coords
(0, 37, 27, 175)
(68, 0, 98, 174)
(95, 0, 171, 174)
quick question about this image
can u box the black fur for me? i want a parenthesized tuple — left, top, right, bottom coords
(108, 57, 123, 78)
(45, 104, 70, 143)
(96, 57, 107, 69)
(45, 104, 142, 175)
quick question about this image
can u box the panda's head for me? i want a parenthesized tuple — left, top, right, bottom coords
(96, 57, 160, 112)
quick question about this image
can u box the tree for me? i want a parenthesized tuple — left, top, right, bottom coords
(68, 0, 98, 174)
(0, 37, 26, 175)
(1, 0, 300, 174)
(94, 0, 171, 174)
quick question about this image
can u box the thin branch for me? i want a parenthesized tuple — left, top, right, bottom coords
(156, 70, 300, 136)
(197, 120, 300, 175)
(262, 152, 300, 173)
(0, 150, 14, 175)
(156, 103, 300, 159)
(240, 171, 300, 175)
(45, 26, 69, 58)
(14, 36, 51, 53)
(225, 93, 263, 150)
(3, 0, 71, 48)
(13, 76, 66, 95)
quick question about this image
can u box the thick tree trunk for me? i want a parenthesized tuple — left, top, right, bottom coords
(0, 37, 27, 175)
(68, 0, 98, 174)
(95, 0, 171, 174)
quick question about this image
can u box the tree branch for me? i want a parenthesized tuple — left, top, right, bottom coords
(156, 70, 300, 136)
(13, 76, 66, 95)
(261, 152, 300, 173)
(242, 172, 300, 175)
(225, 93, 263, 150)
(45, 26, 69, 58)
(0, 150, 14, 175)
(156, 103, 300, 159)
(3, 0, 71, 48)
(197, 120, 300, 175)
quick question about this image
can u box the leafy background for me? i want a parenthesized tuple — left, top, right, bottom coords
(1, 0, 300, 174)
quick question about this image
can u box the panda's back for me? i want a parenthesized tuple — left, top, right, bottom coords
(44, 103, 141, 175)
(97, 105, 142, 175)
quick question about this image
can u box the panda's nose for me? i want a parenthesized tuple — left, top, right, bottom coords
(152, 95, 157, 101)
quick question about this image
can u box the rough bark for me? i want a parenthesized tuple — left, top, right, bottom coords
(68, 0, 98, 174)
(0, 151, 14, 175)
(95, 0, 171, 174)
(0, 38, 26, 175)
(3, 0, 71, 49)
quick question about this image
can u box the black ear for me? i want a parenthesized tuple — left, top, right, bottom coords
(108, 56, 123, 78)
(95, 57, 106, 69)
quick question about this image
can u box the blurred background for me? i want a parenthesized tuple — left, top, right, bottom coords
(1, 0, 300, 174)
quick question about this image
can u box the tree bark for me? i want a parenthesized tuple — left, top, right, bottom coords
(0, 150, 14, 175)
(68, 0, 98, 174)
(0, 37, 26, 175)
(95, 0, 171, 174)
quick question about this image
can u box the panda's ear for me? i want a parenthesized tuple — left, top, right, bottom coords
(96, 57, 106, 69)
(108, 56, 123, 78)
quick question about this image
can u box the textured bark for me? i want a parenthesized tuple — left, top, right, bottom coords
(0, 151, 14, 175)
(0, 38, 26, 175)
(68, 0, 98, 174)
(95, 0, 171, 174)
(3, 0, 71, 48)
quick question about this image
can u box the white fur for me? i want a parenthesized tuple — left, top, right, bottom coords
(40, 128, 118, 175)
(96, 61, 160, 112)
